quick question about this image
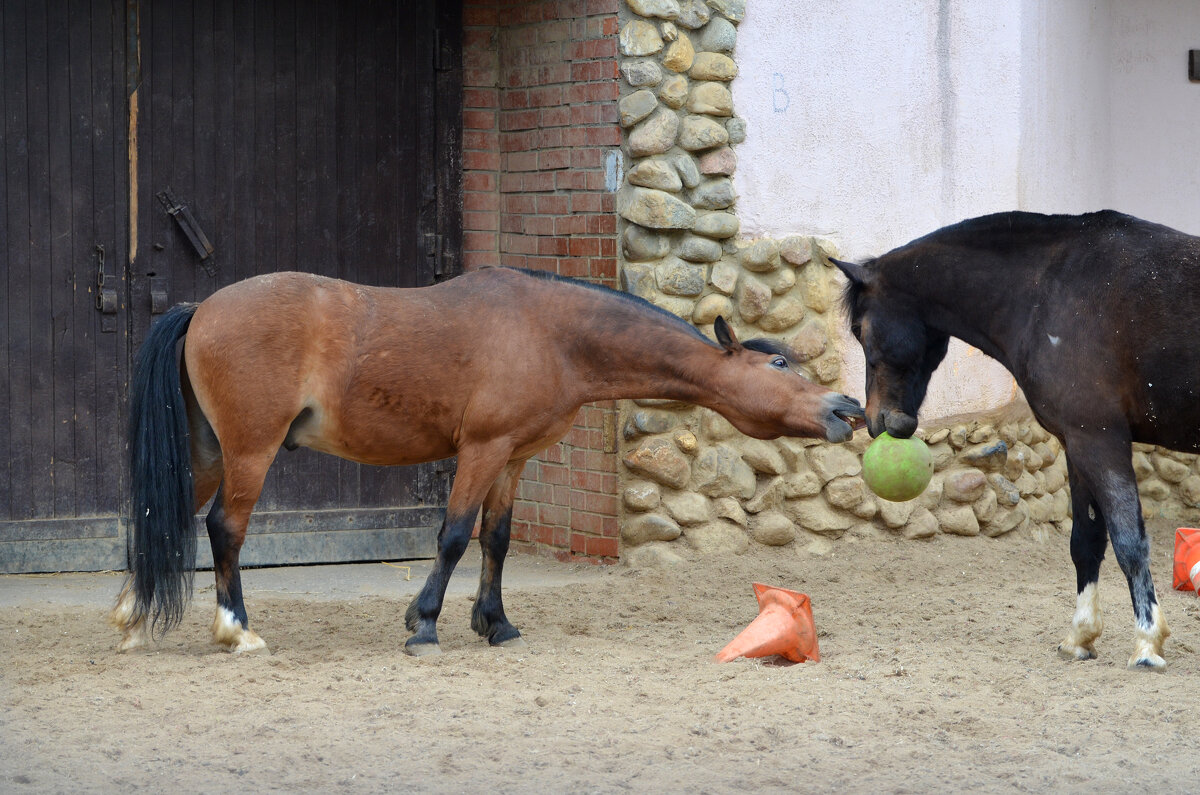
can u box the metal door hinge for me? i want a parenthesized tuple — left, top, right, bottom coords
(94, 244, 118, 333)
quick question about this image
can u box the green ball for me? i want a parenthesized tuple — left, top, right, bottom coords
(862, 432, 934, 502)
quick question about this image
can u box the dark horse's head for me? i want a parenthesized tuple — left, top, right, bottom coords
(832, 258, 950, 439)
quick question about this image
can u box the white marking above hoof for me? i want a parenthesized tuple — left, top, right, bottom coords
(212, 606, 269, 654)
(1128, 602, 1170, 671)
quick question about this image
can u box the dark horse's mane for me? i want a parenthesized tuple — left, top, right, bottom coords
(840, 209, 1139, 322)
(506, 266, 792, 358)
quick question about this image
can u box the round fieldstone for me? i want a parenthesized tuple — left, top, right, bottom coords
(693, 444, 756, 499)
(683, 521, 749, 555)
(693, 212, 739, 239)
(706, 0, 745, 22)
(656, 258, 706, 296)
(740, 239, 780, 272)
(750, 511, 796, 546)
(675, 0, 711, 28)
(690, 177, 735, 209)
(787, 319, 828, 363)
(670, 152, 702, 188)
(621, 59, 663, 88)
(780, 236, 813, 266)
(629, 107, 679, 156)
(619, 20, 663, 56)
(658, 74, 689, 108)
(708, 261, 739, 294)
(622, 436, 691, 489)
(759, 297, 805, 332)
(687, 82, 733, 116)
(619, 89, 659, 128)
(627, 0, 681, 20)
(679, 115, 729, 151)
(690, 52, 737, 81)
(622, 513, 682, 545)
(736, 277, 771, 323)
(623, 409, 677, 439)
(662, 33, 695, 72)
(692, 293, 733, 324)
(725, 116, 748, 144)
(627, 158, 682, 191)
(622, 224, 671, 261)
(621, 262, 656, 298)
(676, 234, 722, 262)
(698, 146, 736, 174)
(623, 481, 662, 511)
(663, 491, 712, 525)
(700, 16, 737, 52)
(616, 186, 696, 229)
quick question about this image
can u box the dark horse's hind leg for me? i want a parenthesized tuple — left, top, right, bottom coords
(405, 443, 515, 656)
(470, 460, 528, 647)
(1061, 433, 1169, 669)
(1057, 462, 1107, 661)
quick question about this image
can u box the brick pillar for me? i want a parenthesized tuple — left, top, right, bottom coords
(461, 0, 621, 562)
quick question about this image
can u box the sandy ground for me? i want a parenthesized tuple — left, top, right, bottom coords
(3, 517, 1200, 793)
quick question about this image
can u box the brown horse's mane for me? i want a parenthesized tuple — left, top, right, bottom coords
(507, 266, 720, 347)
(510, 267, 797, 363)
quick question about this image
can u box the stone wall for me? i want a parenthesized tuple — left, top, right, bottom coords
(611, 0, 1200, 562)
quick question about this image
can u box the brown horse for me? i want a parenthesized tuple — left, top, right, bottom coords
(112, 267, 864, 655)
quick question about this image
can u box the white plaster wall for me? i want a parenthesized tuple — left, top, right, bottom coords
(735, 0, 1200, 422)
(733, 0, 1023, 420)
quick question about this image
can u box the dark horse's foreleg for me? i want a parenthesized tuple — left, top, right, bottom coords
(405, 442, 515, 656)
(1061, 433, 1170, 669)
(1057, 461, 1107, 661)
(470, 459, 529, 647)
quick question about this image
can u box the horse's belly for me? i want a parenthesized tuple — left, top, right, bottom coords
(296, 403, 457, 467)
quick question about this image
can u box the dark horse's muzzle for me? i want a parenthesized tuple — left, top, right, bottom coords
(868, 407, 918, 439)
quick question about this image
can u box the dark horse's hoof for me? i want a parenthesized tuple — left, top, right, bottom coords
(405, 638, 442, 657)
(492, 634, 526, 649)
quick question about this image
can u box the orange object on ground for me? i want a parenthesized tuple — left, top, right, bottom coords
(1173, 527, 1200, 594)
(714, 583, 820, 663)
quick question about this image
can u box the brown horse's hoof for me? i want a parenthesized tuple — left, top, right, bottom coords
(1056, 642, 1096, 661)
(405, 641, 442, 657)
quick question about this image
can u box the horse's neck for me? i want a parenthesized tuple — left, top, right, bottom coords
(900, 252, 1028, 367)
(563, 311, 725, 406)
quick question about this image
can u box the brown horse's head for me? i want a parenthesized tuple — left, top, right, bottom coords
(711, 317, 864, 443)
(833, 258, 950, 439)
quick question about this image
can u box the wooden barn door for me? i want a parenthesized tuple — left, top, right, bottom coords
(133, 0, 462, 566)
(0, 0, 132, 572)
(0, 0, 462, 572)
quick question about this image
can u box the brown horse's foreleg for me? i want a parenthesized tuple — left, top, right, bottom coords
(206, 457, 273, 654)
(405, 442, 514, 656)
(470, 459, 529, 647)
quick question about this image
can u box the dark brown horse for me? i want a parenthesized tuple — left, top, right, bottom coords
(112, 267, 864, 655)
(834, 210, 1200, 669)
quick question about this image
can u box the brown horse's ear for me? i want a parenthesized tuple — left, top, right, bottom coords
(830, 257, 869, 287)
(714, 316, 742, 353)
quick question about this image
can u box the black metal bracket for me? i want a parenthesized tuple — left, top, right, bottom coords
(156, 188, 217, 277)
(94, 244, 118, 333)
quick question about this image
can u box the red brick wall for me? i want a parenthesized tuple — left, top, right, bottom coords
(461, 0, 621, 562)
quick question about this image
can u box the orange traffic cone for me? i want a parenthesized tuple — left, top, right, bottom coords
(714, 583, 820, 663)
(1174, 527, 1200, 595)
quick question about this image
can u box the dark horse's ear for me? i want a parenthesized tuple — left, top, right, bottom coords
(830, 257, 870, 287)
(714, 316, 742, 353)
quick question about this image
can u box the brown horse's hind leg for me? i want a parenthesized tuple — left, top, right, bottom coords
(405, 442, 515, 656)
(206, 457, 273, 654)
(470, 459, 529, 647)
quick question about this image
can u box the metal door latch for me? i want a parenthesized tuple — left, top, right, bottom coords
(156, 188, 216, 276)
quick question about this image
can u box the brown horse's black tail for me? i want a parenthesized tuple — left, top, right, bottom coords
(125, 303, 199, 635)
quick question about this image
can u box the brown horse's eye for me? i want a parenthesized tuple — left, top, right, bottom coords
(770, 356, 788, 370)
